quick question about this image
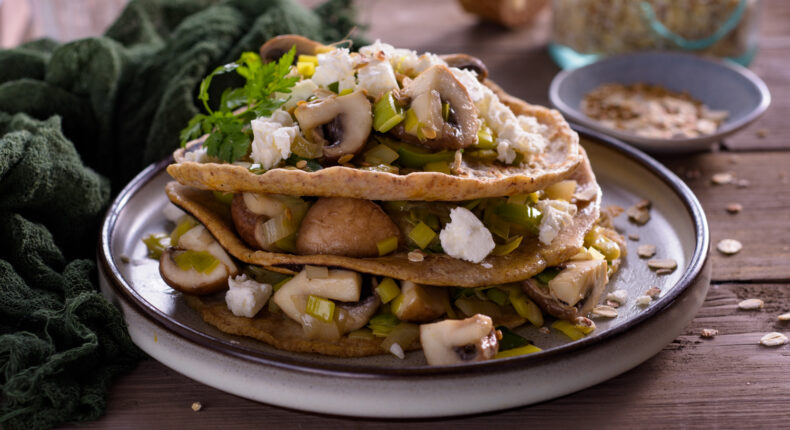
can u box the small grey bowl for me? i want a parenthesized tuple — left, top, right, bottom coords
(549, 51, 771, 154)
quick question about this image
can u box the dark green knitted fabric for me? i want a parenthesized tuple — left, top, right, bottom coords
(0, 0, 361, 429)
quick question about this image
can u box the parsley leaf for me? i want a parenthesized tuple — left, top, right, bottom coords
(180, 47, 298, 163)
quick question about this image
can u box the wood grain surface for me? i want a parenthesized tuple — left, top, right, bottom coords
(68, 0, 790, 428)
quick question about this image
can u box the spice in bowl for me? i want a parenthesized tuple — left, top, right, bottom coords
(581, 83, 728, 139)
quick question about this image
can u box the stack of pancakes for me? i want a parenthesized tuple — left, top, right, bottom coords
(158, 36, 625, 361)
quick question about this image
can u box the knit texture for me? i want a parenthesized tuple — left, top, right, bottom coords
(0, 0, 361, 428)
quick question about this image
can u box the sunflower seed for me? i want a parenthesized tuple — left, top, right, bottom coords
(407, 250, 425, 262)
(648, 258, 677, 271)
(635, 295, 652, 307)
(759, 332, 788, 347)
(700, 328, 719, 338)
(606, 289, 628, 305)
(645, 286, 661, 298)
(592, 305, 618, 318)
(539, 326, 551, 334)
(778, 313, 790, 321)
(717, 239, 742, 255)
(726, 203, 742, 214)
(738, 298, 764, 310)
(711, 172, 734, 185)
(637, 244, 656, 258)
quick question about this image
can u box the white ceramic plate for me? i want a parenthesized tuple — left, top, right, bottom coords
(549, 52, 771, 154)
(98, 129, 710, 418)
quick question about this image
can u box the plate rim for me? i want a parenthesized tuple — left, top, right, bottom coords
(548, 51, 771, 150)
(98, 127, 709, 378)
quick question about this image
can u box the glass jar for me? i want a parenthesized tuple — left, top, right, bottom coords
(549, 0, 760, 69)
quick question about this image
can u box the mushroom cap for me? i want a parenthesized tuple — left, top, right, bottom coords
(230, 194, 280, 252)
(440, 53, 489, 81)
(159, 248, 230, 295)
(259, 34, 327, 63)
(419, 314, 498, 366)
(521, 258, 608, 320)
(295, 197, 401, 258)
(294, 91, 373, 162)
(397, 64, 480, 150)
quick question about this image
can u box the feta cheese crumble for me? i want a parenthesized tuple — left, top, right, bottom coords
(536, 200, 577, 245)
(282, 79, 318, 111)
(451, 67, 547, 163)
(225, 274, 273, 318)
(250, 110, 299, 170)
(312, 48, 356, 92)
(359, 40, 445, 78)
(356, 58, 398, 99)
(439, 207, 495, 263)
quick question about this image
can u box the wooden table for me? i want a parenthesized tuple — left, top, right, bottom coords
(75, 0, 790, 428)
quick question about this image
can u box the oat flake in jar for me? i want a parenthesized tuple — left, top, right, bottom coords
(549, 0, 760, 68)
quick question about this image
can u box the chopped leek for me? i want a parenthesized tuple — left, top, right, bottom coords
(527, 192, 540, 203)
(169, 217, 198, 245)
(476, 124, 496, 149)
(368, 313, 400, 337)
(465, 149, 498, 162)
(273, 233, 297, 253)
(485, 288, 509, 306)
(495, 344, 542, 359)
(376, 278, 401, 304)
(507, 194, 529, 205)
(492, 235, 523, 256)
(376, 236, 399, 256)
(535, 267, 561, 284)
(260, 213, 297, 245)
(423, 160, 451, 174)
(291, 134, 323, 159)
(142, 233, 169, 259)
(408, 221, 437, 249)
(464, 199, 482, 210)
(585, 226, 620, 262)
(390, 292, 405, 316)
(510, 293, 544, 327)
(248, 163, 266, 174)
(442, 102, 450, 121)
(396, 145, 455, 169)
(296, 61, 315, 77)
(173, 250, 220, 274)
(545, 180, 577, 201)
(485, 214, 510, 240)
(551, 320, 585, 341)
(364, 143, 399, 165)
(272, 276, 293, 292)
(402, 108, 423, 138)
(373, 91, 405, 133)
(348, 328, 376, 340)
(339, 88, 353, 96)
(495, 203, 542, 233)
(297, 54, 318, 65)
(306, 295, 335, 323)
(212, 191, 234, 205)
(497, 326, 530, 350)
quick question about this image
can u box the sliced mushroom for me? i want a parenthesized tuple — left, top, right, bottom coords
(294, 91, 372, 162)
(440, 53, 489, 81)
(390, 65, 480, 150)
(419, 314, 499, 366)
(159, 248, 231, 295)
(272, 268, 362, 324)
(337, 294, 382, 332)
(259, 34, 327, 63)
(231, 194, 278, 252)
(521, 259, 608, 320)
(296, 197, 400, 257)
(393, 281, 448, 323)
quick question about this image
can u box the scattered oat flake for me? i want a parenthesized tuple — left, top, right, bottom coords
(539, 326, 551, 334)
(759, 332, 788, 347)
(647, 258, 677, 271)
(738, 298, 764, 310)
(637, 244, 656, 258)
(626, 200, 651, 225)
(717, 239, 742, 255)
(711, 172, 734, 185)
(628, 233, 640, 241)
(656, 268, 674, 276)
(635, 295, 652, 307)
(645, 286, 661, 298)
(481, 262, 493, 269)
(191, 402, 202, 412)
(605, 300, 620, 308)
(777, 313, 790, 321)
(726, 203, 742, 214)
(592, 305, 618, 318)
(606, 289, 628, 305)
(407, 250, 425, 262)
(700, 328, 719, 338)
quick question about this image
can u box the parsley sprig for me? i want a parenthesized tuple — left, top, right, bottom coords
(180, 47, 299, 163)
